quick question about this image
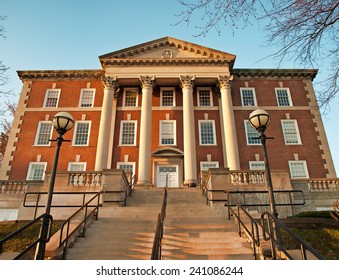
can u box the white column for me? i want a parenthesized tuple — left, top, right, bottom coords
(137, 76, 155, 185)
(95, 76, 118, 171)
(218, 75, 240, 170)
(180, 75, 197, 186)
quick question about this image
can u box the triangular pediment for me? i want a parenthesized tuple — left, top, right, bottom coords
(99, 36, 236, 64)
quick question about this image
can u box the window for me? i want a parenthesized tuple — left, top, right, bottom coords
(123, 88, 138, 107)
(0, 209, 18, 221)
(198, 88, 213, 106)
(73, 121, 91, 146)
(117, 162, 135, 175)
(160, 88, 175, 106)
(160, 120, 176, 145)
(245, 121, 260, 145)
(68, 162, 86, 171)
(79, 89, 95, 107)
(240, 88, 257, 106)
(275, 88, 292, 106)
(119, 121, 137, 146)
(281, 120, 301, 144)
(199, 120, 217, 145)
(249, 161, 265, 170)
(289, 161, 309, 178)
(43, 89, 60, 107)
(34, 121, 53, 146)
(26, 162, 47, 180)
(200, 161, 219, 171)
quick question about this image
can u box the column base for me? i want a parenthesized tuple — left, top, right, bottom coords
(135, 181, 153, 188)
(183, 179, 197, 188)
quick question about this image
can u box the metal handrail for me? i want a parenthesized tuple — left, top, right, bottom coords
(0, 213, 53, 260)
(261, 211, 325, 260)
(228, 204, 261, 259)
(151, 187, 168, 260)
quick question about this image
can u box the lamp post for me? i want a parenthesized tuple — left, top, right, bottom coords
(248, 109, 278, 219)
(35, 112, 74, 260)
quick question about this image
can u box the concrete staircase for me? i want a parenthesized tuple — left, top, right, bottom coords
(66, 187, 254, 260)
(162, 188, 255, 260)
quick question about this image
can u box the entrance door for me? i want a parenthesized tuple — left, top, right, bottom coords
(157, 165, 179, 187)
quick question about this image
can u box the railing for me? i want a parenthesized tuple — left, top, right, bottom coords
(230, 170, 266, 185)
(0, 180, 28, 194)
(307, 178, 339, 191)
(151, 187, 168, 260)
(261, 211, 325, 260)
(24, 191, 102, 219)
(0, 213, 53, 260)
(68, 172, 102, 187)
(52, 192, 101, 259)
(228, 204, 261, 259)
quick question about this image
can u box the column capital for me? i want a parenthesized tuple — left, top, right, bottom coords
(140, 75, 156, 89)
(102, 76, 119, 91)
(180, 75, 195, 89)
(218, 75, 233, 90)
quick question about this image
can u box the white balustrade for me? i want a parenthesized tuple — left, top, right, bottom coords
(68, 172, 102, 187)
(230, 171, 266, 186)
(308, 179, 339, 191)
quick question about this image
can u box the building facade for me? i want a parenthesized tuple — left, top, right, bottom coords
(0, 37, 336, 189)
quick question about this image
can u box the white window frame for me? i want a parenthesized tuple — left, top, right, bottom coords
(288, 160, 309, 178)
(0, 209, 19, 221)
(119, 120, 137, 146)
(122, 88, 139, 107)
(68, 162, 87, 172)
(79, 88, 96, 108)
(26, 162, 47, 181)
(200, 161, 219, 171)
(160, 87, 176, 107)
(159, 120, 176, 146)
(117, 162, 136, 175)
(249, 161, 265, 170)
(240, 88, 257, 106)
(198, 120, 217, 145)
(281, 120, 302, 145)
(275, 88, 293, 106)
(34, 121, 53, 146)
(43, 89, 61, 108)
(197, 87, 213, 106)
(72, 121, 91, 146)
(244, 120, 261, 145)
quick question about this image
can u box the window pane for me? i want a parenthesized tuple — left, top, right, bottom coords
(276, 89, 291, 106)
(80, 90, 94, 107)
(245, 121, 260, 144)
(249, 162, 265, 170)
(28, 163, 46, 180)
(201, 162, 219, 171)
(121, 122, 136, 145)
(161, 90, 174, 106)
(282, 121, 300, 144)
(36, 122, 52, 145)
(74, 122, 90, 145)
(68, 163, 86, 171)
(290, 162, 308, 178)
(161, 121, 175, 145)
(45, 90, 59, 107)
(124, 90, 138, 107)
(199, 90, 211, 106)
(241, 89, 255, 106)
(200, 121, 215, 145)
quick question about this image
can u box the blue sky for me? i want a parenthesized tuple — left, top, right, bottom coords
(1, 0, 338, 174)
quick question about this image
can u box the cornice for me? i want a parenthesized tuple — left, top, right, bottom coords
(101, 58, 233, 66)
(17, 69, 104, 81)
(233, 68, 318, 80)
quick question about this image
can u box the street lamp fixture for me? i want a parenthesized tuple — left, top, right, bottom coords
(248, 109, 278, 218)
(35, 112, 74, 260)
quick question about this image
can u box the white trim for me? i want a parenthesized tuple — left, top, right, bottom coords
(26, 162, 47, 181)
(244, 120, 261, 145)
(198, 119, 217, 145)
(117, 162, 136, 175)
(200, 161, 219, 171)
(0, 209, 19, 221)
(72, 121, 91, 146)
(160, 87, 176, 107)
(288, 160, 309, 178)
(281, 119, 302, 145)
(67, 162, 87, 171)
(119, 120, 138, 146)
(249, 161, 265, 170)
(34, 121, 53, 146)
(43, 89, 61, 108)
(79, 88, 96, 108)
(197, 87, 213, 106)
(122, 88, 139, 107)
(159, 120, 177, 146)
(240, 87, 257, 106)
(275, 87, 293, 106)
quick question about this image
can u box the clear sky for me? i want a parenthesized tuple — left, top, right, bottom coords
(1, 0, 338, 175)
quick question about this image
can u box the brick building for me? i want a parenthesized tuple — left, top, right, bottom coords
(0, 37, 336, 190)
